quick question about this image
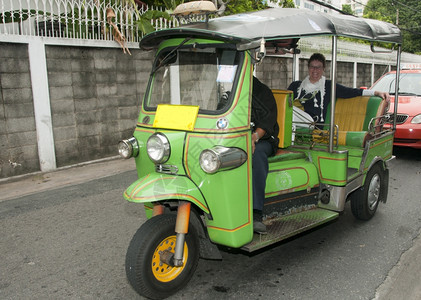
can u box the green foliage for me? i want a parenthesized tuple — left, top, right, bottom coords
(141, 0, 167, 6)
(136, 9, 171, 34)
(225, 0, 267, 15)
(364, 0, 393, 23)
(341, 4, 354, 16)
(0, 9, 39, 23)
(364, 0, 421, 54)
(276, 0, 295, 8)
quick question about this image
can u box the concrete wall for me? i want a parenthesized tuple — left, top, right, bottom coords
(0, 43, 39, 178)
(0, 42, 153, 178)
(45, 46, 152, 167)
(0, 41, 397, 179)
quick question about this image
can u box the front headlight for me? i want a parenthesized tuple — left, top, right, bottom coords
(411, 114, 421, 124)
(199, 146, 247, 174)
(199, 149, 221, 174)
(118, 137, 139, 159)
(147, 133, 170, 163)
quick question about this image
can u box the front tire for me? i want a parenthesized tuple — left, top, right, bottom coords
(126, 214, 199, 299)
(350, 163, 387, 220)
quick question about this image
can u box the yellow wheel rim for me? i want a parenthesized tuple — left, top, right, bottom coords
(152, 235, 188, 282)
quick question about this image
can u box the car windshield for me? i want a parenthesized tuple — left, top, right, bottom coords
(372, 72, 421, 96)
(145, 46, 241, 113)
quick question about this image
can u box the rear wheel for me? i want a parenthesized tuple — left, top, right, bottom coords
(350, 163, 387, 220)
(126, 214, 199, 299)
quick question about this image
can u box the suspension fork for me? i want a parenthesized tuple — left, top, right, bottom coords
(152, 201, 191, 267)
(174, 201, 191, 266)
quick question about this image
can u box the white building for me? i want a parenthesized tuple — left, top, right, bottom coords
(268, 0, 368, 16)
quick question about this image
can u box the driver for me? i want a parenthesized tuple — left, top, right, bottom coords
(251, 76, 279, 234)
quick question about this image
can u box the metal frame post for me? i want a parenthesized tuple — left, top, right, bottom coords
(329, 36, 338, 152)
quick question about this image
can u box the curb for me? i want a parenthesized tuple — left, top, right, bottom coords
(0, 157, 136, 202)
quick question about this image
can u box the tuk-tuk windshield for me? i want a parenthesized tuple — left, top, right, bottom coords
(145, 47, 242, 112)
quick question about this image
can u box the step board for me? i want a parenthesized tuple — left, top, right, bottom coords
(242, 208, 339, 252)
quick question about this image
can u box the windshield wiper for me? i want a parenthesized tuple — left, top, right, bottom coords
(398, 91, 418, 96)
(150, 37, 192, 75)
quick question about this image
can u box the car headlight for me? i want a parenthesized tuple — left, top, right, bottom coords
(411, 114, 421, 124)
(118, 137, 139, 159)
(147, 133, 170, 163)
(199, 146, 247, 174)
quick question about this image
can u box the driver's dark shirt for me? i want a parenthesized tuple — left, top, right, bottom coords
(251, 77, 279, 154)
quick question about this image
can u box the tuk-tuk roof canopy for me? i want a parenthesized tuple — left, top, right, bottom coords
(140, 8, 402, 50)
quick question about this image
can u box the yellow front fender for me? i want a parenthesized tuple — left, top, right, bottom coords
(123, 173, 210, 214)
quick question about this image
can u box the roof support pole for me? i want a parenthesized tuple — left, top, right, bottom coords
(353, 61, 357, 88)
(393, 45, 402, 130)
(371, 62, 375, 86)
(329, 36, 338, 153)
(293, 52, 300, 81)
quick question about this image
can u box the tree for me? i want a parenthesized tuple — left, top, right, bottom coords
(341, 4, 354, 16)
(275, 0, 295, 8)
(224, 0, 267, 15)
(364, 0, 421, 54)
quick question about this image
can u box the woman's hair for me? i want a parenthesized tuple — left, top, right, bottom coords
(308, 53, 326, 68)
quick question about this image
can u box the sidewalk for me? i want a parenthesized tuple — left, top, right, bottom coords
(374, 232, 421, 300)
(0, 157, 136, 202)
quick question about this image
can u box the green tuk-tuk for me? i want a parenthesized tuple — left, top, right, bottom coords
(118, 3, 402, 299)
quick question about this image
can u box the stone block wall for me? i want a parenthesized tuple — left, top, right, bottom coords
(45, 46, 153, 167)
(0, 42, 153, 178)
(0, 43, 40, 178)
(254, 57, 291, 90)
(356, 63, 372, 88)
(259, 56, 375, 90)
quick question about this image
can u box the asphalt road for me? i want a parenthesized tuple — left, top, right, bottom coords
(1, 147, 420, 300)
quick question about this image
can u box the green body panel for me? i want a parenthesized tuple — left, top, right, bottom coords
(340, 145, 364, 170)
(344, 131, 368, 148)
(265, 158, 319, 197)
(361, 132, 394, 173)
(124, 173, 210, 214)
(132, 129, 187, 179)
(295, 147, 348, 186)
(185, 131, 253, 247)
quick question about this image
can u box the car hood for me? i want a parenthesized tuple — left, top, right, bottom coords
(389, 95, 421, 116)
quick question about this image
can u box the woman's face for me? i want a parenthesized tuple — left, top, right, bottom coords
(308, 59, 324, 83)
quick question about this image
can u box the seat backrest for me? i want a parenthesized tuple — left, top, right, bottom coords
(272, 89, 293, 148)
(324, 96, 387, 132)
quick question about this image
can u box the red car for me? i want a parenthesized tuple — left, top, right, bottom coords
(370, 68, 421, 149)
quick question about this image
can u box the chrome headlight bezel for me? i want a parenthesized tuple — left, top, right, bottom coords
(199, 146, 247, 174)
(118, 137, 139, 159)
(199, 149, 221, 174)
(147, 133, 170, 164)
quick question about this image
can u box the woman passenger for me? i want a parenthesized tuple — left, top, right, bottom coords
(288, 53, 390, 123)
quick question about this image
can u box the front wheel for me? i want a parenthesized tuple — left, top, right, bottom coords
(125, 214, 199, 299)
(350, 163, 388, 220)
